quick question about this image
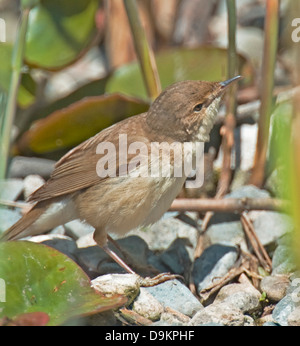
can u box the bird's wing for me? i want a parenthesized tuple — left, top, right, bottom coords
(28, 114, 149, 202)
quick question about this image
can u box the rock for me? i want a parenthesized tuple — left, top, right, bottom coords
(0, 178, 24, 200)
(64, 219, 94, 240)
(76, 232, 97, 248)
(214, 282, 261, 313)
(116, 236, 151, 269)
(205, 221, 247, 251)
(145, 279, 203, 317)
(128, 217, 198, 253)
(0, 208, 22, 234)
(272, 294, 297, 326)
(132, 288, 164, 321)
(23, 175, 45, 200)
(249, 211, 294, 247)
(157, 307, 191, 326)
(192, 244, 238, 294)
(148, 238, 193, 281)
(207, 185, 270, 226)
(76, 245, 121, 277)
(287, 306, 300, 326)
(227, 184, 271, 199)
(260, 275, 290, 302)
(84, 310, 120, 326)
(189, 302, 245, 326)
(8, 156, 55, 179)
(271, 244, 297, 275)
(28, 234, 78, 261)
(91, 273, 140, 305)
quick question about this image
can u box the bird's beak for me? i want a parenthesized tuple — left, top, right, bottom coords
(219, 75, 243, 89)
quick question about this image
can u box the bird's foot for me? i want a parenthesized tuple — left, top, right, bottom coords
(137, 272, 183, 287)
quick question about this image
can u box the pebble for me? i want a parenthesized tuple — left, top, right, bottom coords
(189, 302, 245, 326)
(28, 234, 78, 262)
(148, 238, 193, 282)
(91, 273, 140, 305)
(214, 282, 261, 314)
(128, 217, 198, 253)
(23, 175, 45, 200)
(249, 211, 294, 247)
(8, 156, 55, 179)
(0, 178, 24, 200)
(260, 275, 290, 302)
(132, 288, 164, 321)
(0, 208, 22, 233)
(192, 244, 238, 294)
(205, 221, 247, 250)
(287, 306, 300, 326)
(145, 279, 203, 317)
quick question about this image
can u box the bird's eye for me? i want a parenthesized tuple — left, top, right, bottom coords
(193, 103, 203, 112)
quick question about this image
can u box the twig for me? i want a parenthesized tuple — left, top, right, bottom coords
(249, 0, 279, 187)
(241, 212, 272, 272)
(170, 197, 288, 213)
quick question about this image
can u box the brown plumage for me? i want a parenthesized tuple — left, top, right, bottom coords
(1, 77, 241, 284)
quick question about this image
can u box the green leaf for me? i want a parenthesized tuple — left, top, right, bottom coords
(0, 43, 36, 108)
(24, 0, 99, 70)
(106, 46, 254, 100)
(18, 94, 150, 154)
(0, 241, 126, 326)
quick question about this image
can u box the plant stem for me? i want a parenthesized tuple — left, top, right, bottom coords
(123, 0, 161, 100)
(216, 0, 238, 197)
(0, 8, 30, 179)
(249, 0, 279, 187)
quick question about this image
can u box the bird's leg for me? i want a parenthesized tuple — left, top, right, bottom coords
(102, 243, 136, 275)
(94, 232, 182, 287)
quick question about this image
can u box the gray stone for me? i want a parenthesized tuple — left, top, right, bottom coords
(226, 184, 270, 199)
(128, 217, 198, 253)
(272, 294, 297, 326)
(0, 178, 24, 200)
(206, 221, 246, 250)
(91, 273, 140, 305)
(158, 307, 191, 326)
(214, 282, 261, 313)
(287, 306, 300, 326)
(0, 208, 22, 233)
(28, 234, 78, 261)
(148, 238, 193, 281)
(64, 219, 94, 240)
(192, 244, 238, 294)
(23, 174, 45, 200)
(132, 288, 164, 321)
(189, 302, 245, 326)
(272, 244, 297, 275)
(249, 211, 294, 247)
(85, 310, 119, 326)
(260, 274, 290, 302)
(8, 156, 55, 179)
(145, 279, 203, 317)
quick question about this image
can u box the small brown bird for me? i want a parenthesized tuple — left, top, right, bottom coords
(1, 76, 241, 285)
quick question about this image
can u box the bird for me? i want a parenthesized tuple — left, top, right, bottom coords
(1, 76, 241, 286)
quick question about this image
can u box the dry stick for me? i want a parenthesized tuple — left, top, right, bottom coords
(170, 197, 288, 213)
(241, 212, 272, 272)
(249, 0, 279, 187)
(198, 0, 238, 250)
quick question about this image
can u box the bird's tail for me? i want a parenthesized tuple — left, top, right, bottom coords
(0, 205, 45, 241)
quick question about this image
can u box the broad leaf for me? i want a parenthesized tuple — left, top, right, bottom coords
(0, 241, 126, 326)
(24, 0, 99, 70)
(18, 94, 149, 154)
(106, 46, 254, 100)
